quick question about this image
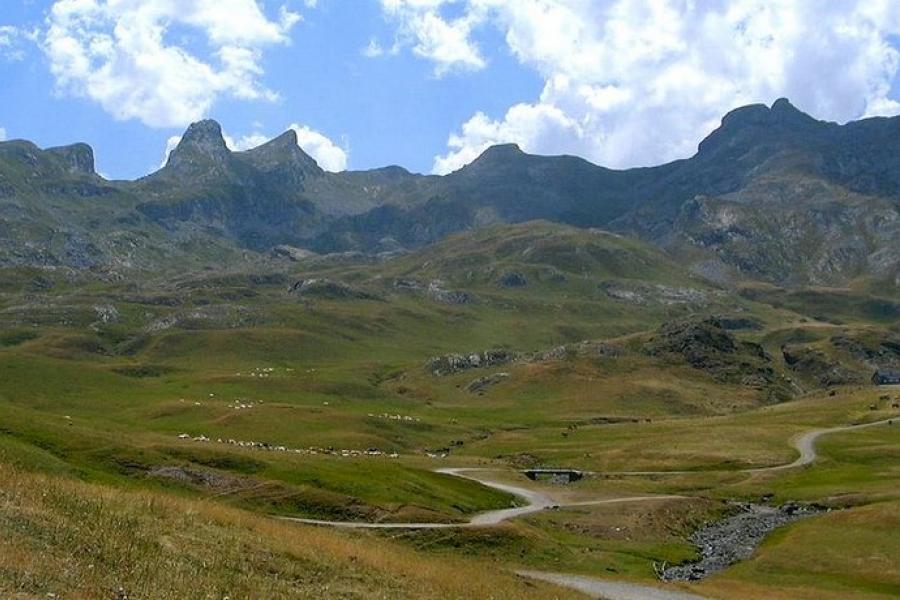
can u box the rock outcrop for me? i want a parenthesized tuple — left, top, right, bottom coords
(427, 349, 516, 376)
(647, 317, 791, 398)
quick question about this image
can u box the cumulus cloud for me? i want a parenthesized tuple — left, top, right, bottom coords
(433, 103, 580, 174)
(160, 124, 347, 172)
(288, 124, 348, 171)
(159, 135, 182, 168)
(381, 0, 486, 75)
(381, 1, 900, 173)
(44, 0, 301, 128)
(230, 133, 271, 151)
(0, 126, 7, 141)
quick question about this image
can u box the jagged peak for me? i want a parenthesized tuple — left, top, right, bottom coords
(165, 119, 230, 172)
(771, 97, 795, 111)
(243, 129, 300, 155)
(241, 128, 322, 177)
(716, 98, 820, 130)
(271, 129, 298, 147)
(698, 98, 826, 155)
(769, 97, 820, 126)
(182, 119, 226, 144)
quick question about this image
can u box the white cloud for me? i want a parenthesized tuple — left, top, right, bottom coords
(380, 1, 900, 173)
(362, 36, 401, 59)
(380, 0, 486, 76)
(0, 25, 18, 47)
(160, 124, 347, 172)
(159, 135, 181, 168)
(433, 103, 580, 174)
(362, 38, 384, 58)
(230, 133, 271, 151)
(0, 25, 30, 61)
(0, 126, 7, 141)
(44, 0, 301, 128)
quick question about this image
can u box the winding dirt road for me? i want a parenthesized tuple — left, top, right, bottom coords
(578, 416, 898, 478)
(281, 417, 896, 599)
(281, 467, 684, 529)
(746, 417, 895, 472)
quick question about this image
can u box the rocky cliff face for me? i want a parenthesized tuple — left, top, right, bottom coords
(45, 143, 96, 176)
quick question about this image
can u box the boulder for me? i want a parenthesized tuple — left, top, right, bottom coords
(497, 271, 528, 287)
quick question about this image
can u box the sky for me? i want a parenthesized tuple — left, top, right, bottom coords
(2, 1, 900, 180)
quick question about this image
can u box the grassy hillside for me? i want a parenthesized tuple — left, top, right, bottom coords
(0, 221, 896, 598)
(0, 462, 572, 599)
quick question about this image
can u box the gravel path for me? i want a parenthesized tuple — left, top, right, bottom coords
(280, 467, 683, 529)
(517, 570, 707, 600)
(746, 417, 895, 472)
(584, 416, 898, 477)
(282, 418, 897, 530)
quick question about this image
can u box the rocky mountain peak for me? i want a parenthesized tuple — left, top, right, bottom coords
(241, 129, 323, 178)
(165, 119, 230, 174)
(182, 119, 227, 147)
(478, 143, 524, 161)
(268, 129, 299, 148)
(697, 98, 827, 156)
(769, 97, 821, 127)
(460, 144, 527, 174)
(46, 143, 96, 176)
(718, 103, 771, 129)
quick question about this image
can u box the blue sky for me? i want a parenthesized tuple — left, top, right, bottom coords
(0, 1, 540, 178)
(2, 1, 900, 180)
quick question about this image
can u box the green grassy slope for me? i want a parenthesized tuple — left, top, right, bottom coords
(0, 221, 896, 598)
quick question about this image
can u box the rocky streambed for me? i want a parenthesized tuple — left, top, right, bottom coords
(661, 502, 824, 582)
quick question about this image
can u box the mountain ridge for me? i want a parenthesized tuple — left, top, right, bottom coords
(0, 98, 897, 287)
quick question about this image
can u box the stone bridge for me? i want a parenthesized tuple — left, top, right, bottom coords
(522, 468, 585, 483)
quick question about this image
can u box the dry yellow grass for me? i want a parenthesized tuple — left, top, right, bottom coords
(0, 463, 578, 599)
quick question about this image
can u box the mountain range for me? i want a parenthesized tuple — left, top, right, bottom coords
(0, 98, 897, 289)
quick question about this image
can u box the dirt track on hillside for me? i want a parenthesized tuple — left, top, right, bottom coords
(281, 417, 896, 599)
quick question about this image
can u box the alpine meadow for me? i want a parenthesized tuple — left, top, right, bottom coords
(0, 2, 899, 599)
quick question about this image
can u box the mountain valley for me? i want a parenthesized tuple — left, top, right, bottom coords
(0, 100, 898, 599)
